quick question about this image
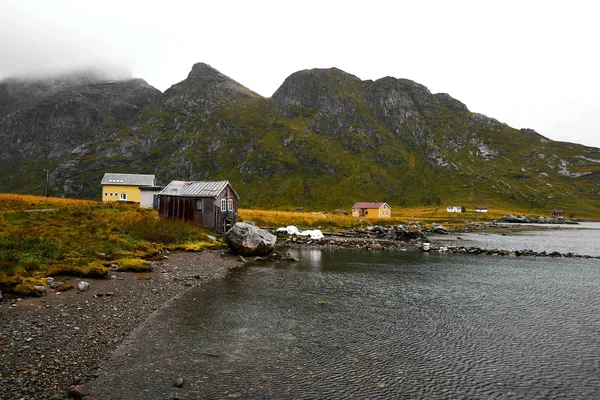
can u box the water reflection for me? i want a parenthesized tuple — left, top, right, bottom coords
(302, 248, 323, 270)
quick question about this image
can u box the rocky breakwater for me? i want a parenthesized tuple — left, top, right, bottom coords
(420, 243, 599, 259)
(501, 215, 579, 225)
(275, 224, 430, 250)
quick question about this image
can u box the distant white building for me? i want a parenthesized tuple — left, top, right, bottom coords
(476, 205, 488, 213)
(446, 205, 463, 212)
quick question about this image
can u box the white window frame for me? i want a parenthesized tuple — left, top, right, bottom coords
(228, 199, 233, 211)
(120, 193, 127, 201)
(221, 198, 226, 211)
(195, 199, 203, 211)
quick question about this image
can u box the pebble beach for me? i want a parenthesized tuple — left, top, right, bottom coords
(0, 251, 241, 400)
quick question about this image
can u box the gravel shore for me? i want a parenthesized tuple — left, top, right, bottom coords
(0, 251, 242, 400)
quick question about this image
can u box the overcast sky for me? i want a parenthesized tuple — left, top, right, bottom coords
(1, 0, 598, 148)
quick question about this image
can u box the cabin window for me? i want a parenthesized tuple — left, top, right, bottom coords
(104, 192, 108, 197)
(221, 198, 226, 211)
(194, 199, 202, 210)
(120, 193, 127, 201)
(228, 199, 233, 211)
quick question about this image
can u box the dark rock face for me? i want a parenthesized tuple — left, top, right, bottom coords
(433, 93, 469, 113)
(224, 223, 277, 256)
(0, 78, 160, 158)
(162, 62, 259, 116)
(0, 74, 161, 196)
(272, 68, 379, 154)
(0, 70, 119, 117)
(0, 63, 599, 211)
(272, 68, 362, 118)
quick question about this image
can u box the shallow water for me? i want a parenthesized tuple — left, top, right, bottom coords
(432, 222, 600, 256)
(90, 228, 600, 399)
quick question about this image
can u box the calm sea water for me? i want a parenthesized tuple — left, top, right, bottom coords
(432, 222, 600, 257)
(90, 227, 600, 399)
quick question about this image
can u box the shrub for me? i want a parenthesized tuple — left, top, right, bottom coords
(122, 214, 209, 245)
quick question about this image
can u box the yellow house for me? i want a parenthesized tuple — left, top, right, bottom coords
(101, 173, 156, 204)
(351, 202, 392, 219)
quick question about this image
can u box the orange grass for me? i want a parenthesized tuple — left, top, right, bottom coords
(0, 193, 96, 212)
(239, 205, 535, 230)
(0, 193, 222, 296)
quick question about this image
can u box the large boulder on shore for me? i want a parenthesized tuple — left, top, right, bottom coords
(224, 222, 277, 256)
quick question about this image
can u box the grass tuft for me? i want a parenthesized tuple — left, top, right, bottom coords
(118, 258, 152, 272)
(56, 283, 74, 292)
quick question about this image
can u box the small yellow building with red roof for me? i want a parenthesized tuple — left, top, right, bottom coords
(351, 202, 392, 219)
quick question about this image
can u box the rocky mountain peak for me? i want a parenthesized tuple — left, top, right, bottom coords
(272, 67, 363, 117)
(365, 76, 434, 109)
(187, 62, 224, 79)
(162, 62, 258, 115)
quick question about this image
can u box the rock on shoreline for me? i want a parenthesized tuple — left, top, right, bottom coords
(501, 215, 579, 224)
(420, 243, 599, 259)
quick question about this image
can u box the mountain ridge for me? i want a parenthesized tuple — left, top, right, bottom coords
(1, 63, 599, 216)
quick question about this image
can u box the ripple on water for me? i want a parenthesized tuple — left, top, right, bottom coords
(89, 249, 600, 399)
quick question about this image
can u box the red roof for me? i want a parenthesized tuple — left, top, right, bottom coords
(352, 202, 388, 209)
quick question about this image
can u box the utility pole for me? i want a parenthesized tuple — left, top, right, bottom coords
(43, 169, 49, 197)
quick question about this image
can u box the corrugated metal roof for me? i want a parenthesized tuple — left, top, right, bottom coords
(352, 202, 389, 209)
(139, 186, 164, 191)
(159, 180, 239, 199)
(101, 173, 155, 186)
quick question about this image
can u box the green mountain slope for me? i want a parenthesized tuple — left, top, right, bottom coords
(1, 63, 599, 216)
